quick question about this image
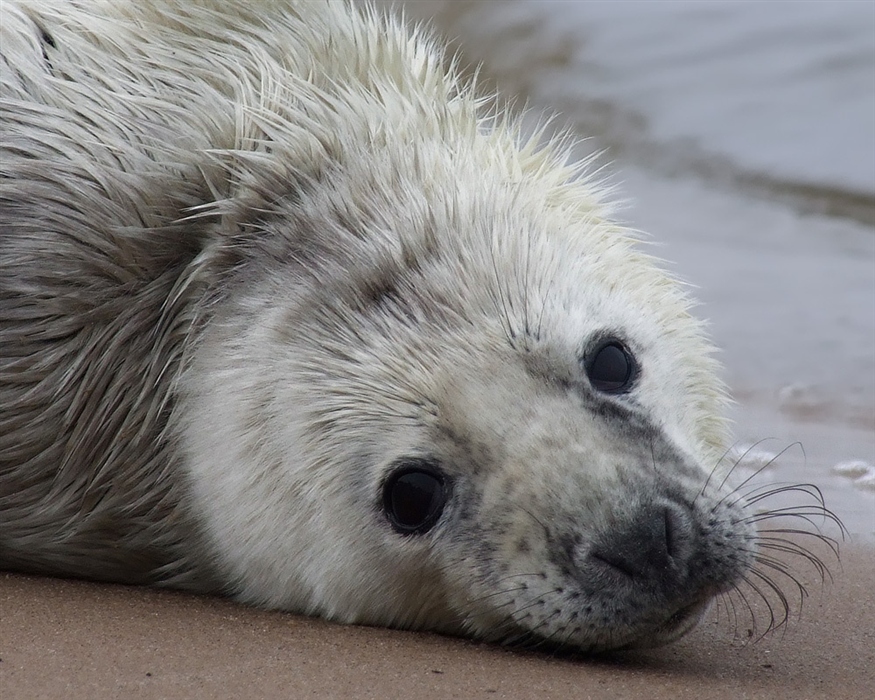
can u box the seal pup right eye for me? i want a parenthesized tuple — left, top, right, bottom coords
(382, 461, 449, 535)
(585, 339, 637, 394)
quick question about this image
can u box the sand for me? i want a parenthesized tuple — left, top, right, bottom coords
(1, 543, 872, 700)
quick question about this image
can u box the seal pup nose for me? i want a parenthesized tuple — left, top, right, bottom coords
(590, 502, 690, 581)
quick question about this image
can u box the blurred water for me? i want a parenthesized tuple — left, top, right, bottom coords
(388, 0, 875, 536)
(537, 0, 875, 198)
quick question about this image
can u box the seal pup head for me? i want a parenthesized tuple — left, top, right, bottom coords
(182, 148, 754, 651)
(135, 1, 827, 652)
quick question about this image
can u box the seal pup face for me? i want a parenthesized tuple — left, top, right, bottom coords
(179, 124, 759, 651)
(165, 0, 829, 653)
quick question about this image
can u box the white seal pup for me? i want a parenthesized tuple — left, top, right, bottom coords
(0, 0, 837, 652)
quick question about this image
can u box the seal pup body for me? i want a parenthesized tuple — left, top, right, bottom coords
(0, 0, 829, 652)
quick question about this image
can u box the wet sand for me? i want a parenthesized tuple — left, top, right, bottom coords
(2, 544, 872, 700)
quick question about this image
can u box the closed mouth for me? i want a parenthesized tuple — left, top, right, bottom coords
(614, 597, 713, 651)
(650, 598, 712, 645)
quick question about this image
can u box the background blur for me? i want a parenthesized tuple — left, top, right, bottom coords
(382, 0, 875, 538)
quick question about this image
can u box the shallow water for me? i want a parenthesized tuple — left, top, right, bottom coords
(388, 0, 875, 538)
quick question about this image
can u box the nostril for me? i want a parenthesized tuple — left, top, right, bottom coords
(590, 548, 641, 580)
(588, 502, 690, 581)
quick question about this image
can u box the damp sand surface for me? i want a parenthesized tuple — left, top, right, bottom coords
(1, 543, 873, 700)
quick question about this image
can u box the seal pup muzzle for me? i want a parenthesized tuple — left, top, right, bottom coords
(0, 0, 840, 653)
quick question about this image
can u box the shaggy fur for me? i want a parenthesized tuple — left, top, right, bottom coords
(1, 0, 829, 652)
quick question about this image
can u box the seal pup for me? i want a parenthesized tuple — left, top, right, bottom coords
(0, 0, 838, 652)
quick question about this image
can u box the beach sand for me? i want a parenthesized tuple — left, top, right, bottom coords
(1, 543, 872, 700)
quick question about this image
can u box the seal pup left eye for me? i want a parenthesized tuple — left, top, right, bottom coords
(585, 339, 637, 394)
(382, 460, 449, 535)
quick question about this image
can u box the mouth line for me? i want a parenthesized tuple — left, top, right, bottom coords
(649, 597, 712, 642)
(665, 599, 707, 629)
(496, 595, 714, 655)
(609, 597, 713, 652)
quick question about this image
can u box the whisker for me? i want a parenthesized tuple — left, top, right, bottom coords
(755, 527, 842, 560)
(489, 238, 517, 347)
(703, 437, 774, 500)
(465, 584, 529, 611)
(743, 508, 841, 535)
(738, 571, 783, 639)
(698, 440, 744, 500)
(521, 506, 552, 539)
(534, 258, 559, 343)
(522, 223, 533, 345)
(518, 617, 564, 653)
(712, 441, 804, 512)
(741, 481, 826, 506)
(553, 622, 583, 656)
(755, 542, 830, 585)
(751, 555, 809, 607)
(723, 590, 744, 640)
(726, 582, 759, 642)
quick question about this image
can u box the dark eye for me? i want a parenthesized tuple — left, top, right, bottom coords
(382, 461, 448, 535)
(585, 340, 637, 393)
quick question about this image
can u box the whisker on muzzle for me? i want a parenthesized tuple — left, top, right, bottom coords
(707, 443, 846, 644)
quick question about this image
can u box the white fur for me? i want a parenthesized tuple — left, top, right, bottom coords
(2, 0, 737, 651)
